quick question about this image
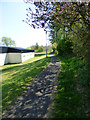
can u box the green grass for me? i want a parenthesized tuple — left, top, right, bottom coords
(53, 54, 89, 118)
(2, 53, 51, 114)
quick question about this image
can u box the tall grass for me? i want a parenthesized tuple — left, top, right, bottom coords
(53, 54, 89, 118)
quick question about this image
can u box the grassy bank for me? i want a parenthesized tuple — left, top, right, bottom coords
(2, 53, 51, 114)
(53, 54, 89, 118)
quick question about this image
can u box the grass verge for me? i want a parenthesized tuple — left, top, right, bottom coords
(2, 53, 51, 114)
(53, 54, 89, 118)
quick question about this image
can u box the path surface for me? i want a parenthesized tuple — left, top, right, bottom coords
(3, 55, 61, 118)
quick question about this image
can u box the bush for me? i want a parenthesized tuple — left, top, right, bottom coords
(57, 38, 72, 55)
(52, 42, 58, 54)
(37, 47, 43, 52)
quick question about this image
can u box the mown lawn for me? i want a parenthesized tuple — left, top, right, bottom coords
(2, 53, 51, 114)
(53, 54, 89, 118)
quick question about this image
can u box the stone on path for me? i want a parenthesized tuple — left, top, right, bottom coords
(3, 55, 61, 118)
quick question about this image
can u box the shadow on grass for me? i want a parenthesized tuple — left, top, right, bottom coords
(2, 55, 61, 118)
(35, 53, 46, 57)
(2, 56, 51, 114)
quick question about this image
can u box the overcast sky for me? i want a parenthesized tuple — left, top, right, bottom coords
(0, 0, 51, 48)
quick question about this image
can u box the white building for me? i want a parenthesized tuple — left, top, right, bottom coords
(0, 46, 35, 66)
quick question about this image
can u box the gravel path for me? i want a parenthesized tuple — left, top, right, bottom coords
(3, 54, 61, 118)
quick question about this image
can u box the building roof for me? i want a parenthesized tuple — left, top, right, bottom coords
(0, 46, 34, 53)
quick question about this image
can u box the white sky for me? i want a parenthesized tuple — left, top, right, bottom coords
(0, 0, 51, 48)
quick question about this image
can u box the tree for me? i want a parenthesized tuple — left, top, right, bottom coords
(23, 2, 56, 30)
(1, 37, 16, 47)
(52, 42, 57, 53)
(35, 42, 39, 50)
(23, 1, 89, 59)
(51, 2, 90, 60)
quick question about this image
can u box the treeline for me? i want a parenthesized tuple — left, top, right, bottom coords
(25, 2, 90, 118)
(50, 3, 89, 117)
(27, 42, 52, 53)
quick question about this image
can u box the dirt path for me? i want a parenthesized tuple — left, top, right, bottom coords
(3, 54, 61, 118)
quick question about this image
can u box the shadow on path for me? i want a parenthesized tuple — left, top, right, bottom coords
(3, 55, 61, 118)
